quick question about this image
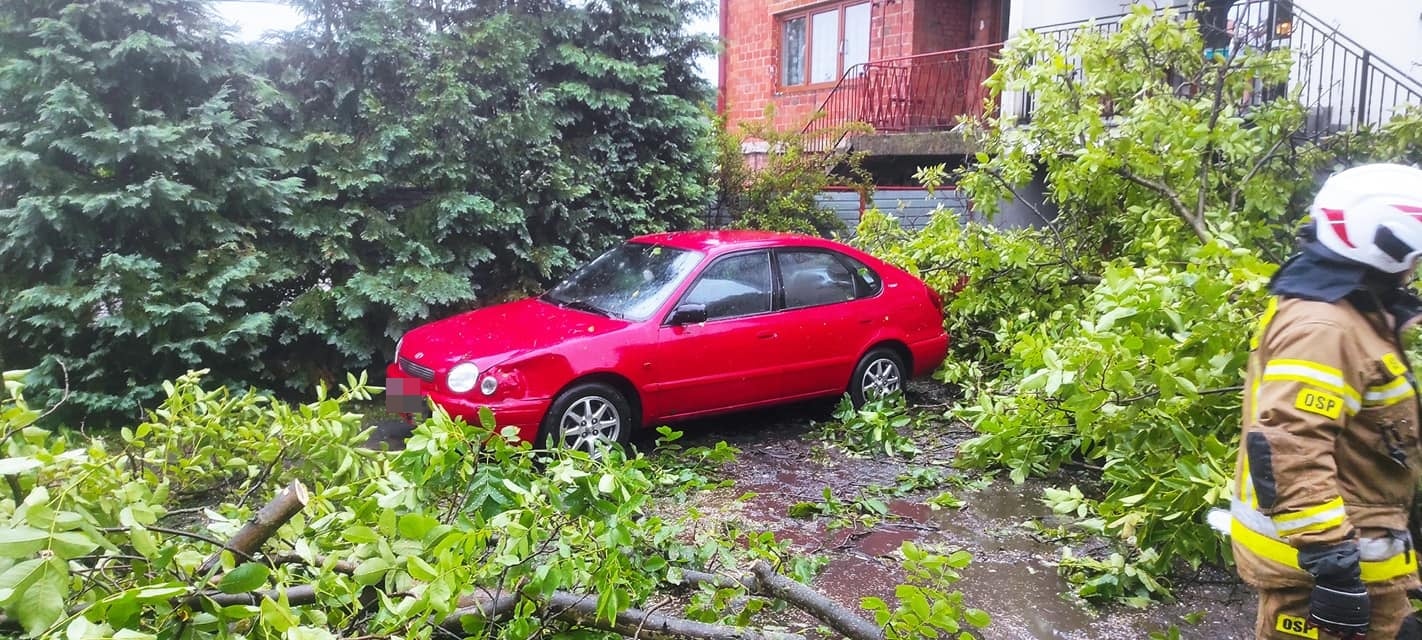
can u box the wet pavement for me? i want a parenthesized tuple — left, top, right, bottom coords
(662, 391, 1258, 639)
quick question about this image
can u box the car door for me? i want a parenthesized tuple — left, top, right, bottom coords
(647, 250, 784, 417)
(773, 248, 880, 399)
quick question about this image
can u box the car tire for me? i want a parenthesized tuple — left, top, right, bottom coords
(849, 347, 906, 406)
(539, 382, 634, 456)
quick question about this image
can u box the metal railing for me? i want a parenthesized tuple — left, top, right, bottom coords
(1023, 0, 1422, 139)
(802, 43, 1003, 152)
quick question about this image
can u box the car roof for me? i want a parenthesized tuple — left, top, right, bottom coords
(629, 230, 847, 255)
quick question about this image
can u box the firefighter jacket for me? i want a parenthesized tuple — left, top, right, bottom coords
(1232, 294, 1422, 593)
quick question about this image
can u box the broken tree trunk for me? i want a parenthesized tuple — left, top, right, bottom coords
(199, 480, 310, 575)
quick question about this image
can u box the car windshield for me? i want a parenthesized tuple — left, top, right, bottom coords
(543, 243, 702, 321)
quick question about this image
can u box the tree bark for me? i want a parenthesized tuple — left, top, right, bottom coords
(199, 480, 309, 575)
(205, 584, 320, 607)
(748, 561, 882, 640)
(270, 552, 357, 575)
(1115, 169, 1213, 244)
(440, 590, 806, 640)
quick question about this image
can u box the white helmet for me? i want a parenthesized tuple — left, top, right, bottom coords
(1311, 163, 1422, 273)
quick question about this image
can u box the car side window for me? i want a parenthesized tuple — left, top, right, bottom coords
(681, 252, 773, 320)
(778, 251, 857, 309)
(841, 255, 882, 298)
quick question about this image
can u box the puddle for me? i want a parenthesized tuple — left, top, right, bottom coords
(669, 392, 1257, 639)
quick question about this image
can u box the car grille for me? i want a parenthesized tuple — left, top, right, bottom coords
(398, 357, 435, 382)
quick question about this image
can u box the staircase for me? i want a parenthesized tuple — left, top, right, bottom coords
(1022, 0, 1422, 139)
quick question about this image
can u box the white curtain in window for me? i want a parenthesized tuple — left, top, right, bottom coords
(810, 9, 839, 83)
(781, 17, 806, 86)
(843, 3, 870, 72)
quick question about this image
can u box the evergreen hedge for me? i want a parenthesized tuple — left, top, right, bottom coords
(0, 0, 715, 423)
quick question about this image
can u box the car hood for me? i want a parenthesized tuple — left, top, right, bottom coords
(399, 298, 633, 370)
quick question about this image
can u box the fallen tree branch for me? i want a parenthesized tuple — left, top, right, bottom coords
(679, 569, 758, 592)
(1115, 384, 1244, 405)
(184, 561, 862, 640)
(441, 589, 805, 640)
(749, 561, 881, 640)
(683, 565, 884, 640)
(270, 552, 358, 575)
(99, 525, 256, 563)
(205, 584, 320, 607)
(199, 480, 310, 575)
(1115, 169, 1212, 244)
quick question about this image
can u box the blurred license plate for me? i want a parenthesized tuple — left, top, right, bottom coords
(385, 378, 430, 416)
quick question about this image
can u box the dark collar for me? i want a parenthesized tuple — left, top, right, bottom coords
(1270, 242, 1422, 334)
(1270, 243, 1372, 302)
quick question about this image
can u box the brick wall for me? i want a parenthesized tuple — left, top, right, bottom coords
(912, 0, 971, 54)
(722, 0, 961, 135)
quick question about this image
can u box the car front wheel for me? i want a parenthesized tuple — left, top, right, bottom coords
(849, 348, 906, 406)
(540, 382, 633, 456)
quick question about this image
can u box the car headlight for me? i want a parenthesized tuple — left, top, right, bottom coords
(480, 376, 499, 396)
(446, 362, 480, 393)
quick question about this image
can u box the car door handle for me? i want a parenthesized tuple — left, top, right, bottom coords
(756, 331, 777, 339)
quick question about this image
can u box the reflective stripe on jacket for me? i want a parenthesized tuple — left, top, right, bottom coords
(1230, 499, 1417, 583)
(1232, 295, 1422, 591)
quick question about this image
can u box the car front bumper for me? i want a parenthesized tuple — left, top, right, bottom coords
(384, 364, 548, 444)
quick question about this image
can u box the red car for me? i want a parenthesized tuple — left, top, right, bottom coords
(385, 231, 948, 452)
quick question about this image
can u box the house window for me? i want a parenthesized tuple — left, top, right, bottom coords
(779, 1, 871, 88)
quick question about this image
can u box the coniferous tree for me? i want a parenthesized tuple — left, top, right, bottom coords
(0, 0, 304, 422)
(267, 0, 715, 381)
(0, 0, 716, 422)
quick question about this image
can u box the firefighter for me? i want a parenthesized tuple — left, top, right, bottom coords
(1231, 163, 1422, 639)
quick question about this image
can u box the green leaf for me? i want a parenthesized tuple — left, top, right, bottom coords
(965, 608, 992, 628)
(259, 596, 298, 632)
(130, 527, 159, 559)
(49, 531, 99, 559)
(407, 556, 439, 582)
(0, 457, 42, 475)
(17, 559, 67, 636)
(0, 559, 45, 605)
(218, 563, 271, 594)
(0, 527, 48, 557)
(398, 513, 439, 540)
(353, 557, 392, 586)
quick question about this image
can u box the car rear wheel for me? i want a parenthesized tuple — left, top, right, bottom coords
(540, 382, 633, 456)
(849, 348, 905, 406)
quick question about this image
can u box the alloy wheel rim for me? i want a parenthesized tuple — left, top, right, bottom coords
(558, 395, 622, 455)
(862, 358, 902, 399)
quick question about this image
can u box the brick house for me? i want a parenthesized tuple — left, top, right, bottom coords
(717, 0, 1421, 227)
(716, 0, 1011, 230)
(718, 0, 1007, 130)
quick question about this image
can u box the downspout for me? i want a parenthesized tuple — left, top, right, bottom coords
(717, 0, 730, 115)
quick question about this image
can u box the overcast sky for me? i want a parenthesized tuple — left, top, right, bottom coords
(211, 1, 720, 85)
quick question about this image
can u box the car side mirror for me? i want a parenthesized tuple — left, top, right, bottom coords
(668, 303, 708, 325)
